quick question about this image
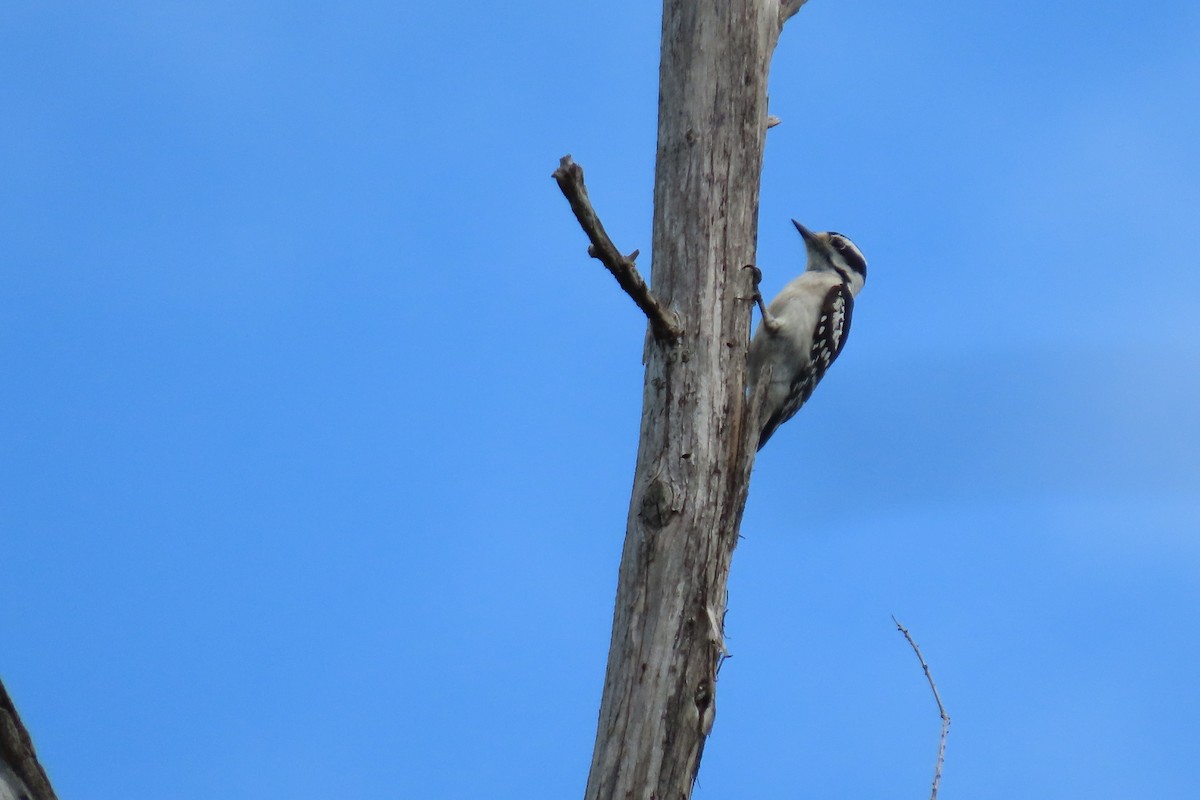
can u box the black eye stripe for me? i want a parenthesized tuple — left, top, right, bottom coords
(839, 246, 867, 277)
(827, 233, 852, 252)
(825, 233, 867, 278)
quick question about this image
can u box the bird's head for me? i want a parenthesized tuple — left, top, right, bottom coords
(793, 219, 867, 292)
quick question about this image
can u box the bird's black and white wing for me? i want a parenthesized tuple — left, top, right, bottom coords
(757, 283, 855, 450)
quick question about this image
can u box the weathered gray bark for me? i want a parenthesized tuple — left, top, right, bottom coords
(0, 679, 58, 800)
(582, 2, 806, 799)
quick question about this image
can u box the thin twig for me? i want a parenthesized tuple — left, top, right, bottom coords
(892, 616, 950, 800)
(779, 0, 810, 26)
(0, 678, 59, 800)
(552, 155, 682, 341)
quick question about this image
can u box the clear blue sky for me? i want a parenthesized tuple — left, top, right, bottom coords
(3, 2, 1198, 797)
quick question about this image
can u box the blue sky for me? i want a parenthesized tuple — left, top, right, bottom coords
(2, 2, 1199, 797)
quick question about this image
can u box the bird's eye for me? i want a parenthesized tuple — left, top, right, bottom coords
(832, 238, 847, 251)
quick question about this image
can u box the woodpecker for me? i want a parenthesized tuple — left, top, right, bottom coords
(748, 220, 867, 450)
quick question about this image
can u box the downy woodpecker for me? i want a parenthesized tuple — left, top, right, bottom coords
(748, 220, 867, 450)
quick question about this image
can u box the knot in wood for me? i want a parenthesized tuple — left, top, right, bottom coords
(637, 478, 675, 531)
(695, 678, 716, 736)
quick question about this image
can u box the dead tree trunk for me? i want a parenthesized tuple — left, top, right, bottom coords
(557, 2, 810, 799)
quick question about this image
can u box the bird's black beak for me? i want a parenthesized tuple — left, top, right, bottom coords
(791, 219, 816, 243)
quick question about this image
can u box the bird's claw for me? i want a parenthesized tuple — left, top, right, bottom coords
(741, 264, 763, 288)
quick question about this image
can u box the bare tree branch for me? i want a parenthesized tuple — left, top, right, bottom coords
(552, 155, 682, 341)
(780, 0, 810, 26)
(892, 616, 951, 800)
